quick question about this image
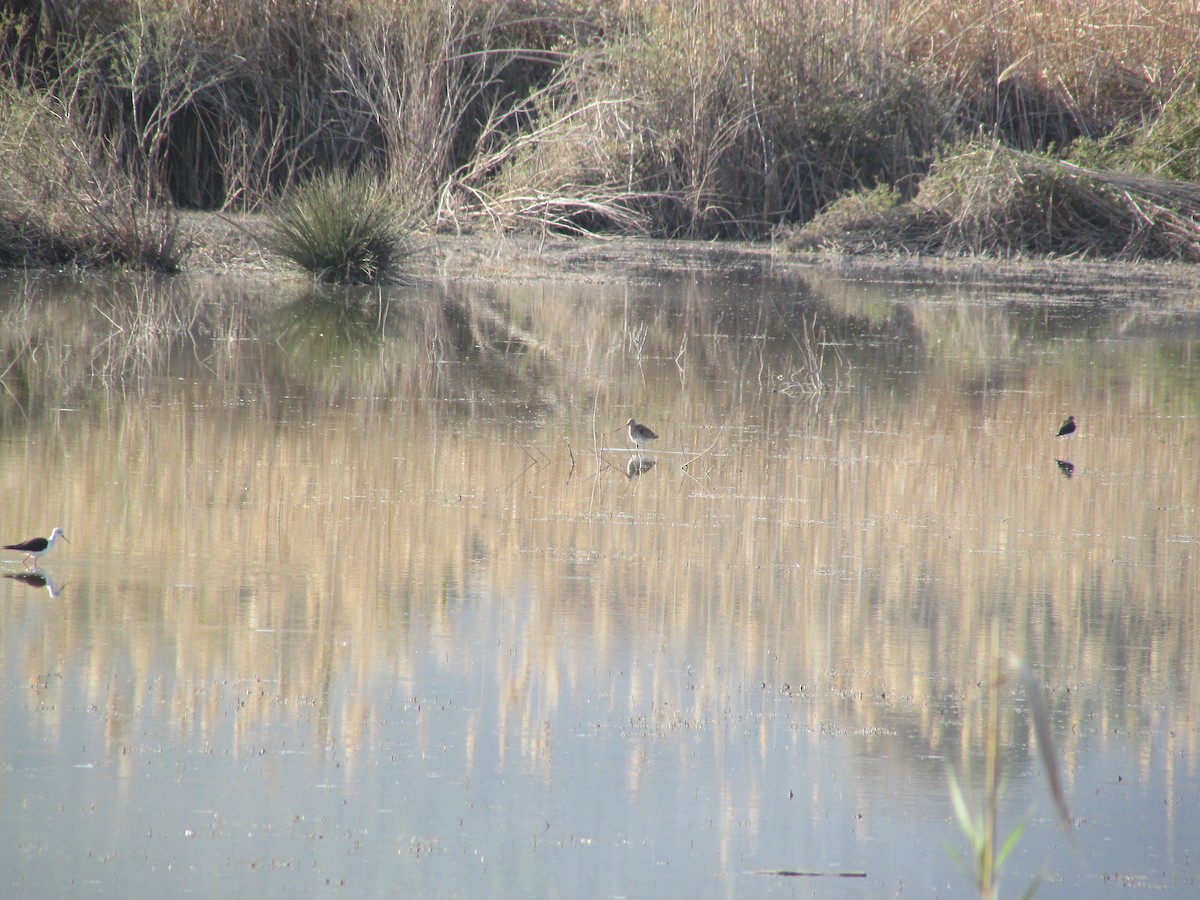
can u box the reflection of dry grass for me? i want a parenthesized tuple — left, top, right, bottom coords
(1, 259, 1198, 791)
(90, 278, 207, 381)
(772, 313, 850, 397)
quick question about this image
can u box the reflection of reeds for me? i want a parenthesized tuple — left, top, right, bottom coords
(773, 313, 849, 397)
(2, 260, 1198, 790)
(90, 277, 206, 381)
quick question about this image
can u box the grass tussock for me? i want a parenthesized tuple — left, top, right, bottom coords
(918, 142, 1200, 260)
(786, 185, 907, 254)
(795, 138, 1200, 260)
(1, 0, 1199, 265)
(267, 169, 414, 284)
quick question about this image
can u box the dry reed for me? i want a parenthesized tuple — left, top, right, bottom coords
(795, 138, 1200, 259)
(1, 0, 1198, 261)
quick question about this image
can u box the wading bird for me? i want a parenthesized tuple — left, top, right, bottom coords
(4, 527, 69, 568)
(1056, 415, 1076, 438)
(621, 418, 659, 452)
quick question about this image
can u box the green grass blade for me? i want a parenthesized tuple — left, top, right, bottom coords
(947, 769, 978, 841)
(995, 818, 1028, 870)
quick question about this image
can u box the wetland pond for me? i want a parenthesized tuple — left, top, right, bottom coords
(2, 241, 1199, 898)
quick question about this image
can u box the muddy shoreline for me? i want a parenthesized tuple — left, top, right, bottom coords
(183, 211, 1200, 307)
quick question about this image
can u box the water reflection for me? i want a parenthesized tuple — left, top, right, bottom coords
(3, 568, 63, 598)
(1055, 458, 1076, 478)
(626, 455, 656, 479)
(1, 252, 1199, 897)
(273, 287, 387, 360)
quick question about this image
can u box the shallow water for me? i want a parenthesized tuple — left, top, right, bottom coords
(2, 247, 1198, 897)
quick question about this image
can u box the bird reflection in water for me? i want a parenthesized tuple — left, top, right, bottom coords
(1055, 458, 1075, 479)
(4, 569, 63, 598)
(626, 455, 656, 479)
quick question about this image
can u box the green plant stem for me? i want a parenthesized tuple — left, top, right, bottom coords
(983, 618, 1001, 899)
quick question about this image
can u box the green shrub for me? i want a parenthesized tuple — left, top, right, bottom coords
(267, 169, 414, 284)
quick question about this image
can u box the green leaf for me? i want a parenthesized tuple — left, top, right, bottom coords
(947, 769, 979, 841)
(995, 818, 1027, 870)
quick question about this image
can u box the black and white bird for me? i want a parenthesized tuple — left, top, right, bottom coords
(4, 527, 69, 568)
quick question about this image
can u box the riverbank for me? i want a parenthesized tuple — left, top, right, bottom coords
(179, 211, 1200, 310)
(2, 1, 1198, 271)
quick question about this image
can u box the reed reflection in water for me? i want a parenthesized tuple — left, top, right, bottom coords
(1, 254, 1198, 897)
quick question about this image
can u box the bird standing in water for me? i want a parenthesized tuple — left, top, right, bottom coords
(4, 527, 69, 568)
(622, 418, 659, 452)
(1057, 415, 1076, 438)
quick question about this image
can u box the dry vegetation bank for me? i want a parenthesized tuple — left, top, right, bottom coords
(0, 0, 1197, 272)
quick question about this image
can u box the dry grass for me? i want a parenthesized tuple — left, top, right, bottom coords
(889, 0, 1199, 137)
(459, 0, 945, 237)
(786, 184, 907, 254)
(794, 138, 1200, 260)
(922, 142, 1200, 259)
(0, 57, 191, 270)
(436, 53, 657, 236)
(1, 0, 1198, 261)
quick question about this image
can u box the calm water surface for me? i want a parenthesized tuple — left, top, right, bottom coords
(1, 245, 1198, 897)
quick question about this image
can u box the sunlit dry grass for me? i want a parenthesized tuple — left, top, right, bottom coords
(5, 0, 1196, 254)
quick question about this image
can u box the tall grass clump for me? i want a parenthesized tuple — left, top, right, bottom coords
(614, 0, 941, 233)
(888, 0, 1200, 145)
(267, 169, 413, 284)
(436, 50, 657, 236)
(139, 0, 576, 214)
